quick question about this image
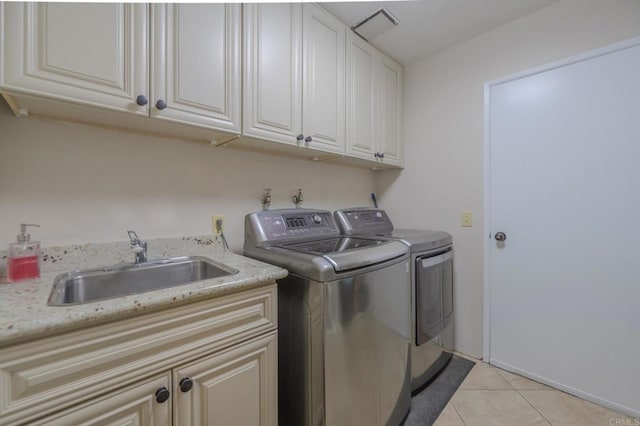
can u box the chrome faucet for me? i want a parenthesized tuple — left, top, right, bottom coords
(127, 231, 147, 264)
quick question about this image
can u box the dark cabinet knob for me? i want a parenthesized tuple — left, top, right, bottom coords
(379, 153, 385, 159)
(374, 152, 380, 158)
(304, 136, 312, 144)
(155, 387, 170, 403)
(296, 134, 304, 142)
(495, 232, 507, 241)
(180, 377, 193, 393)
(156, 99, 167, 110)
(136, 95, 148, 106)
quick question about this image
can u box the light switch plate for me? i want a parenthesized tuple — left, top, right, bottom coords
(462, 211, 473, 227)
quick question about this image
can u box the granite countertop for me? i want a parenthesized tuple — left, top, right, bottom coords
(0, 235, 287, 346)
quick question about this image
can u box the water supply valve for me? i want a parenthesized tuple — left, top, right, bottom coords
(292, 188, 304, 208)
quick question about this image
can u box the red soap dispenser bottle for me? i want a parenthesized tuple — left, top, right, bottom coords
(7, 224, 41, 283)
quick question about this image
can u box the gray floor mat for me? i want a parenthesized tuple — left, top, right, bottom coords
(404, 355, 476, 425)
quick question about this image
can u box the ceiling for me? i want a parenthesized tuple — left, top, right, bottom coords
(322, 0, 561, 65)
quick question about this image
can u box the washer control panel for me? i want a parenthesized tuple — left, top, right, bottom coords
(247, 209, 338, 243)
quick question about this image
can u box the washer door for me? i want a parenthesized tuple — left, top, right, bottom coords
(415, 250, 453, 346)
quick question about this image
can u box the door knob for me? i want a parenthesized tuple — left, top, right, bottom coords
(494, 232, 507, 241)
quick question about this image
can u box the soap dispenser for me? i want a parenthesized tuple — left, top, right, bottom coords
(7, 224, 41, 283)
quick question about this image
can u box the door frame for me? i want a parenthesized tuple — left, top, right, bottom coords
(482, 35, 640, 362)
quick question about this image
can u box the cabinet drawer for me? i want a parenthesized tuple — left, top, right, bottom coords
(0, 284, 276, 425)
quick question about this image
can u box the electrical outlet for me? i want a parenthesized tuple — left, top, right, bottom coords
(461, 211, 473, 227)
(212, 215, 224, 235)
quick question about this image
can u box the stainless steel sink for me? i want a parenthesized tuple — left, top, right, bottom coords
(48, 256, 239, 306)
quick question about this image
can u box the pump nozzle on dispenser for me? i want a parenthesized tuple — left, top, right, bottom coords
(17, 224, 40, 243)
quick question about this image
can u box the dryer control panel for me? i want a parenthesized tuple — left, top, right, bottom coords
(335, 208, 394, 235)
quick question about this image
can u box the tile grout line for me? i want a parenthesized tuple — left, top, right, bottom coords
(448, 399, 468, 426)
(491, 364, 554, 425)
(490, 365, 518, 391)
(517, 388, 553, 425)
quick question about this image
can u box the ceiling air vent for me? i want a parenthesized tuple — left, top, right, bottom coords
(351, 7, 399, 41)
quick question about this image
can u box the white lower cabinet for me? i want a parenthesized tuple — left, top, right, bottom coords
(174, 332, 277, 426)
(0, 285, 277, 426)
(31, 333, 277, 426)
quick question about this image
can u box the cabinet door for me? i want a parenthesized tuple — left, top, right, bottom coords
(378, 54, 404, 166)
(243, 4, 303, 145)
(1, 2, 148, 115)
(31, 373, 171, 426)
(345, 33, 378, 161)
(174, 332, 277, 426)
(301, 4, 345, 155)
(152, 4, 241, 133)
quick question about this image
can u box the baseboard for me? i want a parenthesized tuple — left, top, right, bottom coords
(490, 358, 640, 419)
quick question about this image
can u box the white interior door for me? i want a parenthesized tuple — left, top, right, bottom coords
(486, 38, 640, 417)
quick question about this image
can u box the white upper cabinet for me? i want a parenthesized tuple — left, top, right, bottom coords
(1, 3, 401, 167)
(0, 3, 148, 115)
(243, 3, 303, 145)
(378, 54, 403, 166)
(152, 4, 241, 133)
(302, 5, 346, 154)
(346, 33, 378, 160)
(244, 4, 345, 155)
(1, 2, 241, 136)
(346, 32, 404, 167)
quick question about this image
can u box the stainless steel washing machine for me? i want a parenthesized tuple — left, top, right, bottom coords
(335, 208, 453, 393)
(244, 208, 412, 425)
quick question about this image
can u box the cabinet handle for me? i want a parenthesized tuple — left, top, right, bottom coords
(296, 134, 304, 143)
(180, 377, 194, 393)
(136, 95, 148, 106)
(155, 387, 170, 403)
(379, 153, 385, 159)
(304, 136, 312, 144)
(374, 152, 380, 158)
(156, 99, 167, 110)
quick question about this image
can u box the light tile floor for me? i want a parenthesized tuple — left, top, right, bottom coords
(434, 355, 638, 426)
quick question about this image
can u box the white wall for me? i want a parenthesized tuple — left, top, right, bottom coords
(0, 101, 375, 251)
(375, 0, 640, 358)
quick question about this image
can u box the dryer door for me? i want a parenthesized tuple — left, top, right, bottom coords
(415, 249, 453, 345)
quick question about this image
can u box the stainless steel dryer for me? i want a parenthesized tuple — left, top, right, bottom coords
(335, 208, 453, 393)
(244, 208, 411, 426)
